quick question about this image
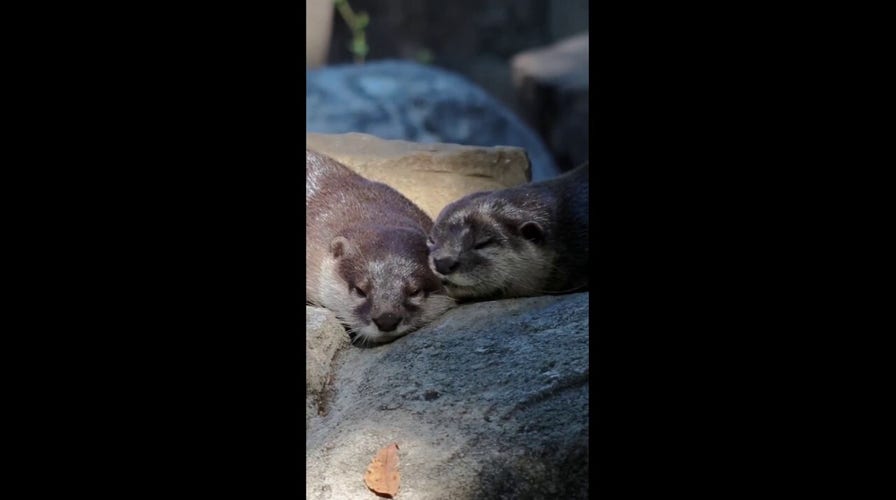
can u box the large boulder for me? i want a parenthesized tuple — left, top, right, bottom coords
(511, 32, 589, 171)
(306, 132, 531, 220)
(305, 292, 590, 499)
(306, 60, 560, 181)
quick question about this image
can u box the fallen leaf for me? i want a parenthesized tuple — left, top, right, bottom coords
(364, 442, 400, 498)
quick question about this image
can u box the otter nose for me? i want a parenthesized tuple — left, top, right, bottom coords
(433, 256, 459, 275)
(372, 313, 402, 332)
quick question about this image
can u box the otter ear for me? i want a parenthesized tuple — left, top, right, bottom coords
(519, 221, 544, 243)
(330, 236, 355, 259)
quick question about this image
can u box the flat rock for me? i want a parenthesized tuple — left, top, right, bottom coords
(306, 292, 590, 499)
(306, 132, 531, 220)
(306, 59, 560, 181)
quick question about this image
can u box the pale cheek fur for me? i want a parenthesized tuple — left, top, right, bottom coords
(317, 256, 455, 342)
(355, 294, 455, 343)
(443, 245, 556, 298)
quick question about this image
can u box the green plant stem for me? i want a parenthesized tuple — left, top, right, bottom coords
(333, 0, 368, 63)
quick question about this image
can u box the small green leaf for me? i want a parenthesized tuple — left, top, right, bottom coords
(351, 38, 369, 57)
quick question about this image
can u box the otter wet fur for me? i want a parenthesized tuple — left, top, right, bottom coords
(427, 163, 589, 301)
(306, 149, 455, 346)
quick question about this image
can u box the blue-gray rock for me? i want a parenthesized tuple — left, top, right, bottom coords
(306, 60, 560, 181)
(305, 292, 589, 499)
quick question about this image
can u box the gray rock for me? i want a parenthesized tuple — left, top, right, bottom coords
(306, 306, 349, 431)
(511, 32, 589, 171)
(306, 60, 560, 181)
(305, 292, 589, 499)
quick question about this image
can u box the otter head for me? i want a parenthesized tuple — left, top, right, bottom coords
(320, 226, 455, 346)
(428, 193, 554, 300)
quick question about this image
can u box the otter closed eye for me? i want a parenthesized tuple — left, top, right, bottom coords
(472, 239, 493, 250)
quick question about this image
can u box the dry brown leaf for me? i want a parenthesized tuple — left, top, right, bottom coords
(364, 442, 400, 498)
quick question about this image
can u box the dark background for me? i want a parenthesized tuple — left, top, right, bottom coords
(327, 0, 589, 110)
(321, 0, 591, 171)
(13, 2, 864, 498)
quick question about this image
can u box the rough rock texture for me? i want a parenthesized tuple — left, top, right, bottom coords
(306, 60, 560, 181)
(306, 306, 349, 431)
(511, 32, 589, 172)
(305, 292, 590, 499)
(306, 132, 531, 220)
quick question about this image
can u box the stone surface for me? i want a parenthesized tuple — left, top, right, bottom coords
(306, 306, 349, 430)
(306, 132, 531, 220)
(305, 292, 590, 499)
(305, 0, 333, 69)
(511, 32, 589, 171)
(306, 60, 561, 181)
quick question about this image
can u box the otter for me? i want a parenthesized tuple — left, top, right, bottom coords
(427, 163, 589, 301)
(306, 149, 454, 345)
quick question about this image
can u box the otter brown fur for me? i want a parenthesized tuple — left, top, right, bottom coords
(306, 149, 454, 345)
(427, 163, 589, 300)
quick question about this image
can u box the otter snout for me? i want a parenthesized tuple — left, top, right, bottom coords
(433, 256, 460, 275)
(372, 312, 402, 332)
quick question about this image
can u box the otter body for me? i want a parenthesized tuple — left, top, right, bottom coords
(306, 149, 454, 344)
(427, 163, 589, 300)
